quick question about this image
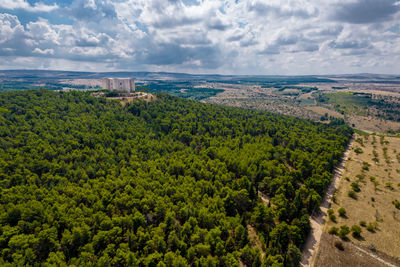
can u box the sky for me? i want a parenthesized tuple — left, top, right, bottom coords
(0, 0, 399, 75)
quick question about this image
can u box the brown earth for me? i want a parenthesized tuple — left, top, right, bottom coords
(314, 232, 400, 267)
(314, 133, 400, 266)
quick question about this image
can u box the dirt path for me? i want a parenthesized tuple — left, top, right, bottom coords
(353, 245, 397, 267)
(247, 225, 266, 258)
(258, 190, 270, 206)
(300, 137, 354, 267)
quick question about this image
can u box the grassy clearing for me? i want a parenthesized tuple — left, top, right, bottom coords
(322, 133, 400, 260)
(324, 92, 370, 116)
(304, 106, 344, 120)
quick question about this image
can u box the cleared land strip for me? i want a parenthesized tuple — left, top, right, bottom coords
(353, 245, 397, 267)
(300, 137, 354, 267)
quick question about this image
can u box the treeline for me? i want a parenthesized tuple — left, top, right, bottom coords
(0, 90, 353, 266)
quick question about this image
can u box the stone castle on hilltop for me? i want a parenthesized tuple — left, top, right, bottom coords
(101, 78, 135, 93)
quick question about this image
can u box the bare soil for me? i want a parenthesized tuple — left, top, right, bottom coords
(346, 116, 400, 134)
(305, 106, 344, 119)
(314, 232, 400, 267)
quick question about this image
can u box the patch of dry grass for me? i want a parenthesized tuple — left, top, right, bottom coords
(205, 82, 400, 134)
(314, 232, 400, 267)
(305, 106, 344, 119)
(324, 133, 400, 259)
(347, 116, 400, 134)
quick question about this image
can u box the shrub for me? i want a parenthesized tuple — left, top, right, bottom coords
(327, 209, 337, 222)
(338, 208, 346, 217)
(348, 190, 357, 199)
(359, 221, 366, 227)
(332, 194, 337, 204)
(328, 227, 339, 235)
(354, 147, 363, 154)
(351, 225, 362, 238)
(366, 222, 378, 232)
(338, 225, 350, 239)
(385, 182, 394, 190)
(370, 176, 379, 189)
(362, 161, 370, 171)
(334, 240, 344, 251)
(372, 150, 379, 163)
(351, 182, 360, 192)
(355, 138, 364, 146)
(356, 174, 365, 181)
(392, 199, 400, 209)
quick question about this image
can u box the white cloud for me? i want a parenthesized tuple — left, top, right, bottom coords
(0, 0, 58, 12)
(0, 0, 399, 74)
(0, 14, 23, 44)
(33, 48, 54, 55)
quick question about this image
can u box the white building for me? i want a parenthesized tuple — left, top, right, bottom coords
(101, 78, 135, 92)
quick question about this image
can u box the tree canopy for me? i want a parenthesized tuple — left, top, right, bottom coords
(0, 90, 353, 266)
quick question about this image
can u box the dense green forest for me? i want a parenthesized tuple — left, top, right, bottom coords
(0, 90, 352, 266)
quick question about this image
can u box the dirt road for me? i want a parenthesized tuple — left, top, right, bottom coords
(300, 138, 353, 267)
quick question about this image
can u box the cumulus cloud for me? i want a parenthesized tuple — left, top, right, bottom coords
(33, 48, 54, 55)
(0, 0, 58, 12)
(247, 0, 319, 19)
(65, 0, 117, 22)
(0, 0, 399, 74)
(331, 0, 400, 24)
(329, 40, 371, 49)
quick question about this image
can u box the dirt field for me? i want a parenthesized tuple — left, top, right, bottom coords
(205, 86, 320, 121)
(314, 133, 400, 266)
(314, 232, 400, 267)
(305, 106, 344, 119)
(204, 81, 400, 134)
(346, 116, 400, 134)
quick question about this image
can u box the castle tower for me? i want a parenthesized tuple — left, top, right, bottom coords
(101, 78, 135, 92)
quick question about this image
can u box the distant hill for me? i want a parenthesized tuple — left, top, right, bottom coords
(0, 69, 393, 81)
(1, 69, 399, 83)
